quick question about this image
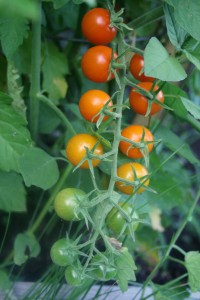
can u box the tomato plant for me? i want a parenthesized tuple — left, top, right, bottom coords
(119, 125, 154, 159)
(79, 89, 113, 123)
(54, 188, 86, 221)
(106, 203, 139, 235)
(50, 238, 78, 267)
(81, 45, 118, 83)
(116, 162, 149, 194)
(90, 253, 117, 281)
(81, 8, 117, 45)
(129, 54, 154, 82)
(66, 133, 104, 168)
(129, 82, 164, 116)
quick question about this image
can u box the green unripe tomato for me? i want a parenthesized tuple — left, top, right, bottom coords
(65, 266, 84, 286)
(91, 254, 116, 281)
(50, 238, 78, 267)
(106, 203, 139, 236)
(54, 188, 86, 221)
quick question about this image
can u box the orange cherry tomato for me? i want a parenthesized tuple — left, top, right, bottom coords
(81, 8, 117, 45)
(119, 125, 154, 159)
(66, 134, 104, 169)
(129, 82, 164, 116)
(81, 45, 117, 83)
(129, 54, 154, 82)
(116, 162, 149, 194)
(79, 90, 113, 123)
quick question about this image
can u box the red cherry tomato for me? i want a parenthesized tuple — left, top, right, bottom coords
(119, 125, 154, 159)
(130, 54, 154, 82)
(79, 90, 113, 123)
(129, 82, 164, 116)
(116, 162, 149, 194)
(66, 133, 104, 169)
(81, 45, 117, 83)
(81, 8, 117, 45)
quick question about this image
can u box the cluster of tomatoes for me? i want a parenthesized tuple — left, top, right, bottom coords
(50, 7, 165, 286)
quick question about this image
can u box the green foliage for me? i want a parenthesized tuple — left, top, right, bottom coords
(14, 232, 40, 265)
(144, 37, 187, 81)
(19, 147, 59, 190)
(0, 270, 11, 291)
(0, 16, 29, 58)
(185, 251, 200, 292)
(0, 171, 26, 212)
(0, 0, 38, 19)
(0, 92, 32, 172)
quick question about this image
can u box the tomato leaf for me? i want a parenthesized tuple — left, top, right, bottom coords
(14, 233, 40, 266)
(0, 92, 32, 173)
(114, 247, 137, 292)
(19, 147, 59, 190)
(185, 251, 200, 292)
(0, 0, 38, 19)
(0, 270, 12, 292)
(164, 3, 187, 50)
(0, 15, 29, 58)
(144, 37, 187, 81)
(156, 126, 200, 166)
(0, 171, 26, 213)
(51, 0, 70, 9)
(180, 97, 200, 120)
(182, 38, 200, 70)
(42, 42, 69, 103)
(172, 0, 200, 41)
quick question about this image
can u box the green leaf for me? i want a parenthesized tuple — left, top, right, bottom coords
(114, 247, 137, 292)
(185, 251, 200, 292)
(0, 0, 38, 19)
(0, 171, 26, 212)
(180, 97, 200, 120)
(0, 92, 32, 172)
(182, 38, 200, 70)
(52, 0, 70, 9)
(164, 3, 187, 49)
(18, 147, 59, 190)
(157, 126, 200, 165)
(42, 42, 69, 102)
(144, 37, 187, 81)
(173, 0, 200, 41)
(0, 16, 29, 58)
(0, 270, 11, 291)
(39, 102, 61, 134)
(14, 232, 40, 266)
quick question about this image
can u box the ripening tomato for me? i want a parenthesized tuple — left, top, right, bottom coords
(66, 133, 104, 169)
(81, 45, 117, 83)
(129, 82, 164, 116)
(79, 90, 113, 123)
(50, 238, 78, 267)
(54, 188, 86, 221)
(119, 125, 154, 159)
(116, 162, 149, 194)
(129, 54, 154, 82)
(106, 203, 139, 235)
(81, 8, 117, 45)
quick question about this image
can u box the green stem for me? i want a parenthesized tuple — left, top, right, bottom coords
(29, 1, 42, 141)
(38, 94, 76, 135)
(140, 187, 200, 299)
(28, 164, 73, 234)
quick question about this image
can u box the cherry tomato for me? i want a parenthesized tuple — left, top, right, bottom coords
(79, 90, 113, 123)
(129, 54, 154, 82)
(106, 203, 139, 235)
(129, 82, 164, 116)
(81, 45, 117, 83)
(81, 8, 117, 45)
(90, 253, 116, 281)
(119, 125, 154, 159)
(54, 188, 86, 221)
(50, 238, 78, 267)
(65, 266, 84, 286)
(116, 162, 149, 194)
(66, 133, 104, 169)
